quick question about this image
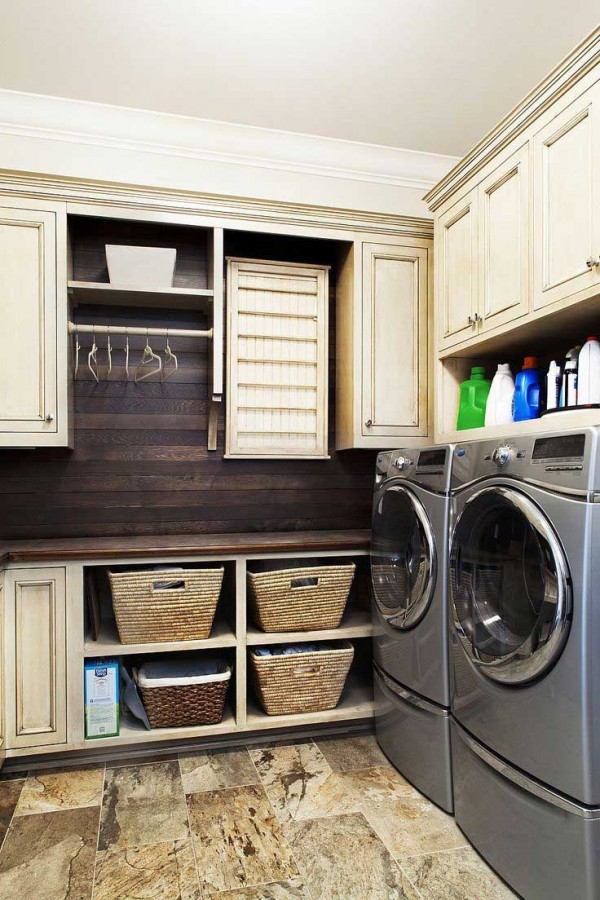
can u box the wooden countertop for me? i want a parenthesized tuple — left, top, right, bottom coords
(0, 529, 371, 565)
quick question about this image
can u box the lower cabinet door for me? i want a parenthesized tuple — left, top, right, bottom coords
(5, 567, 67, 749)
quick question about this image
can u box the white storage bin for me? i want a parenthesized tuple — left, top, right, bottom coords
(106, 244, 176, 288)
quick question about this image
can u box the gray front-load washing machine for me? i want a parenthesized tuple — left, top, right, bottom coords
(449, 429, 600, 900)
(371, 445, 453, 812)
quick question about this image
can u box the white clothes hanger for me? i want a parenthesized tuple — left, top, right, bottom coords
(88, 329, 99, 383)
(124, 328, 130, 380)
(161, 330, 178, 382)
(106, 327, 113, 379)
(74, 329, 81, 380)
(134, 331, 162, 382)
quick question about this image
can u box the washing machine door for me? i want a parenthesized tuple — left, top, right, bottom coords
(449, 485, 571, 685)
(371, 483, 437, 630)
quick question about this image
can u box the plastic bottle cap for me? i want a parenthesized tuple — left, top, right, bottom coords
(471, 366, 486, 377)
(523, 356, 538, 369)
(497, 363, 511, 373)
(586, 336, 598, 342)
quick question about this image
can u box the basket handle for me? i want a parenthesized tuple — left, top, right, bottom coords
(292, 664, 321, 676)
(151, 579, 186, 592)
(290, 576, 319, 589)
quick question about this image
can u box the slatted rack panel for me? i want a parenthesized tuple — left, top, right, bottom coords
(226, 258, 329, 458)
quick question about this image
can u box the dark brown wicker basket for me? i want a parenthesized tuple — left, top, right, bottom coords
(135, 673, 230, 729)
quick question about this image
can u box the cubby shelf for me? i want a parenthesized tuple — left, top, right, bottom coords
(84, 619, 236, 656)
(83, 707, 239, 747)
(246, 608, 373, 645)
(68, 280, 214, 311)
(441, 408, 600, 444)
(245, 675, 373, 729)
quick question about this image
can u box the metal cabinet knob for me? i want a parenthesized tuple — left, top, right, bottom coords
(45, 413, 54, 422)
(586, 257, 600, 269)
(468, 313, 481, 325)
(365, 419, 372, 428)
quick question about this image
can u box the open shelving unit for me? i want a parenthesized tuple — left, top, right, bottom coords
(77, 546, 374, 753)
(435, 298, 600, 443)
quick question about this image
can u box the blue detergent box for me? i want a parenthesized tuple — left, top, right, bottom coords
(84, 659, 120, 739)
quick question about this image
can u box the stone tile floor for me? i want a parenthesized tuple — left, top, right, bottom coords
(0, 735, 517, 899)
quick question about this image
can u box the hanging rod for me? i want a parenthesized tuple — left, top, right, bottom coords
(68, 322, 213, 339)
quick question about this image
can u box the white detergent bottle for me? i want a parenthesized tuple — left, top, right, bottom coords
(485, 363, 515, 426)
(546, 361, 561, 411)
(578, 336, 600, 405)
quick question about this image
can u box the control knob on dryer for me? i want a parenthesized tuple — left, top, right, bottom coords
(492, 445, 513, 467)
(394, 455, 412, 471)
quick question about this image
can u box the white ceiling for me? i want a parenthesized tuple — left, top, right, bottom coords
(0, 1, 598, 158)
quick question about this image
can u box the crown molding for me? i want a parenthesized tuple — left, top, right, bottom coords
(0, 89, 457, 194)
(425, 25, 600, 211)
(0, 169, 434, 239)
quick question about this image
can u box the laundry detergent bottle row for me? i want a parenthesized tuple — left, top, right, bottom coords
(513, 357, 541, 421)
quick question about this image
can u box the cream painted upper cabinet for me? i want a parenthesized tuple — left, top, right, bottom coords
(0, 198, 69, 447)
(437, 189, 478, 350)
(479, 144, 530, 332)
(362, 243, 429, 439)
(4, 567, 67, 750)
(336, 238, 431, 450)
(533, 83, 600, 310)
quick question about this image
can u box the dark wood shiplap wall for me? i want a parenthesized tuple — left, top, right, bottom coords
(0, 232, 377, 540)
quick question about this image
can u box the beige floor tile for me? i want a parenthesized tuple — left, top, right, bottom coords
(0, 779, 23, 848)
(93, 839, 201, 900)
(285, 812, 420, 900)
(205, 877, 310, 898)
(249, 742, 324, 784)
(315, 734, 389, 771)
(99, 761, 189, 851)
(400, 845, 518, 899)
(362, 792, 468, 860)
(0, 806, 99, 900)
(14, 766, 104, 816)
(179, 748, 259, 794)
(187, 784, 299, 894)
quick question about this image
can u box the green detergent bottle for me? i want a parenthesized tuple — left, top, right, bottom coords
(456, 366, 491, 430)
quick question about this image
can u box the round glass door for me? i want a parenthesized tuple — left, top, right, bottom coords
(371, 484, 436, 630)
(449, 486, 571, 685)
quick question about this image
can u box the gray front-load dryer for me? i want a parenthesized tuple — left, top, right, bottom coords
(371, 445, 453, 812)
(449, 428, 600, 900)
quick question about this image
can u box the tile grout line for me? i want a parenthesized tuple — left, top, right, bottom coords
(178, 753, 204, 897)
(245, 741, 317, 900)
(90, 763, 107, 900)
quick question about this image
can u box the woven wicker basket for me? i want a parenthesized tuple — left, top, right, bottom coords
(109, 568, 224, 644)
(135, 668, 231, 729)
(247, 563, 355, 633)
(250, 641, 354, 716)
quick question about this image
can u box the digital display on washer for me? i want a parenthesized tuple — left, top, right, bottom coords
(417, 448, 446, 469)
(532, 433, 585, 461)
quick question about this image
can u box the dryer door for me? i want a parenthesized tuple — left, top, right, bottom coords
(371, 483, 437, 630)
(450, 485, 571, 685)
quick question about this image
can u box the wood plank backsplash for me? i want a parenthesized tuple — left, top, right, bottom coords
(0, 277, 377, 540)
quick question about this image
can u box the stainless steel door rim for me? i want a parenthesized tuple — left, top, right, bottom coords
(450, 484, 572, 685)
(371, 482, 437, 630)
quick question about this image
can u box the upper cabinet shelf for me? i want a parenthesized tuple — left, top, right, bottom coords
(68, 280, 214, 311)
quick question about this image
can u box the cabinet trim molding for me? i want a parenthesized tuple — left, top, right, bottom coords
(425, 26, 600, 211)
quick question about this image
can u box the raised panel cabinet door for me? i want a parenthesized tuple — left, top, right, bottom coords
(479, 144, 530, 332)
(437, 190, 479, 350)
(362, 243, 429, 438)
(533, 83, 600, 309)
(0, 201, 67, 440)
(5, 567, 67, 749)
